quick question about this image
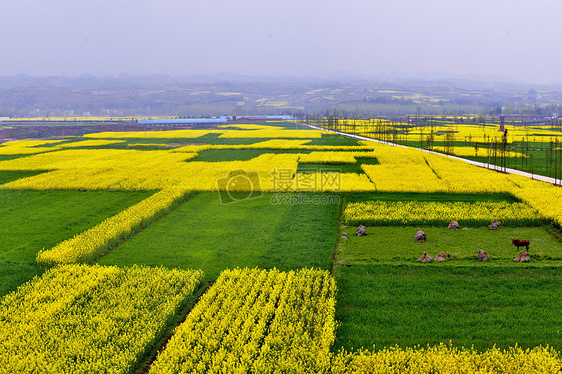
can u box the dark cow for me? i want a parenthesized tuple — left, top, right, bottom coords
(511, 239, 530, 250)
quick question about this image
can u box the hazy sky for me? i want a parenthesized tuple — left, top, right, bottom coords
(2, 0, 561, 84)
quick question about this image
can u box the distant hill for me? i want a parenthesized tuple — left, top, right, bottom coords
(0, 74, 561, 117)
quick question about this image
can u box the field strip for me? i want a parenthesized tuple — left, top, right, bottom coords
(0, 265, 205, 373)
(92, 192, 200, 265)
(343, 200, 544, 227)
(37, 189, 198, 266)
(138, 279, 212, 374)
(148, 268, 336, 374)
(301, 123, 560, 185)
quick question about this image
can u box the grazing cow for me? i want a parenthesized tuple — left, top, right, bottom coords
(511, 239, 530, 250)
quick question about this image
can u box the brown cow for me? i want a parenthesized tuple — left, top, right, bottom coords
(511, 239, 530, 250)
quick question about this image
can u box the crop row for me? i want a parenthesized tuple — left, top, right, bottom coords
(37, 188, 192, 265)
(0, 139, 125, 155)
(344, 201, 544, 227)
(0, 264, 204, 373)
(149, 268, 337, 374)
(332, 344, 562, 373)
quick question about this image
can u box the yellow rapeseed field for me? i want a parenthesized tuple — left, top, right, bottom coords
(149, 268, 336, 374)
(4, 123, 562, 373)
(332, 344, 562, 374)
(0, 264, 204, 373)
(344, 201, 543, 227)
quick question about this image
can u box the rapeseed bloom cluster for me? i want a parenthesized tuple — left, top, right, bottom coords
(331, 343, 562, 374)
(344, 201, 543, 227)
(149, 268, 336, 374)
(0, 264, 204, 373)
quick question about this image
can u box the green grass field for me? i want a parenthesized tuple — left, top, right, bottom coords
(339, 226, 562, 265)
(97, 192, 341, 279)
(335, 265, 562, 352)
(298, 157, 379, 174)
(305, 134, 362, 146)
(191, 149, 312, 162)
(334, 189, 562, 352)
(0, 190, 153, 265)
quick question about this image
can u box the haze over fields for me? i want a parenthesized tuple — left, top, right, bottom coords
(2, 0, 562, 85)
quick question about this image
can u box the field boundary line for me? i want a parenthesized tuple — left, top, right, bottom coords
(330, 193, 346, 275)
(139, 280, 212, 374)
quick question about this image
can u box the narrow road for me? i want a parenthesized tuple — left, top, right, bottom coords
(301, 122, 561, 186)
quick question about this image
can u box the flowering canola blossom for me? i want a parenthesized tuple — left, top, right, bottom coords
(0, 150, 298, 191)
(331, 344, 562, 374)
(0, 264, 204, 374)
(0, 146, 57, 155)
(174, 140, 375, 151)
(0, 139, 64, 155)
(149, 268, 336, 374)
(0, 139, 65, 147)
(127, 143, 171, 148)
(344, 201, 543, 227)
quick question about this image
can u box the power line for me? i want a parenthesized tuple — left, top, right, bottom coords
(156, 63, 220, 122)
(351, 58, 409, 118)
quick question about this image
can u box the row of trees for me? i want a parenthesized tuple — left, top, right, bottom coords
(306, 115, 562, 185)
